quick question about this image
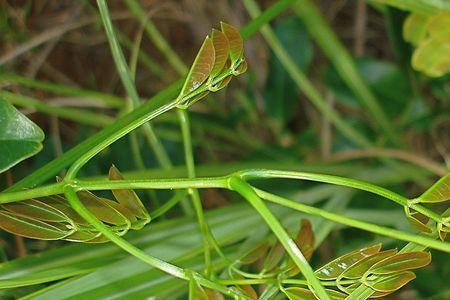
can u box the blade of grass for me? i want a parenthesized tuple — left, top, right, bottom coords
(293, 0, 400, 145)
(0, 91, 113, 127)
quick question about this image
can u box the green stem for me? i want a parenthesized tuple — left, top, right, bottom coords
(177, 109, 211, 275)
(228, 177, 330, 300)
(0, 91, 113, 127)
(257, 188, 450, 253)
(238, 169, 442, 223)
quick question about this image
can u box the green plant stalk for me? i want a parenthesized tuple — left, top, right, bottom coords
(0, 91, 113, 127)
(242, 0, 371, 148)
(63, 187, 243, 298)
(257, 189, 450, 252)
(97, 0, 174, 175)
(238, 169, 442, 223)
(124, 0, 187, 75)
(293, 0, 400, 145)
(5, 0, 297, 191)
(228, 177, 331, 300)
(0, 73, 124, 108)
(177, 109, 212, 277)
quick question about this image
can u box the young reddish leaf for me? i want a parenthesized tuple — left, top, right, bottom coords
(286, 219, 315, 276)
(233, 58, 248, 75)
(211, 29, 229, 78)
(366, 271, 416, 292)
(239, 241, 269, 265)
(109, 165, 149, 220)
(284, 287, 346, 300)
(216, 75, 232, 90)
(2, 199, 69, 223)
(315, 244, 382, 280)
(368, 251, 431, 275)
(229, 272, 257, 299)
(193, 283, 224, 300)
(263, 239, 285, 272)
(77, 191, 129, 226)
(179, 37, 215, 99)
(0, 210, 71, 240)
(220, 22, 243, 65)
(339, 249, 398, 280)
(44, 195, 89, 226)
(418, 172, 450, 203)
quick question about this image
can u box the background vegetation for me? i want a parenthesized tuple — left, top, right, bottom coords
(0, 0, 449, 299)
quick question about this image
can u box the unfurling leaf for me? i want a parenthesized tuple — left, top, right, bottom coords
(0, 210, 71, 240)
(239, 241, 269, 265)
(2, 199, 70, 223)
(263, 239, 285, 272)
(315, 244, 381, 280)
(368, 251, 431, 275)
(405, 207, 432, 233)
(220, 22, 243, 65)
(417, 172, 450, 203)
(366, 271, 416, 293)
(109, 165, 150, 220)
(192, 282, 224, 300)
(178, 37, 215, 99)
(285, 219, 315, 276)
(339, 249, 398, 280)
(211, 29, 229, 78)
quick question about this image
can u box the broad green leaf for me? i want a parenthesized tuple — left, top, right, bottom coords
(77, 191, 130, 226)
(417, 172, 450, 203)
(368, 251, 431, 275)
(239, 241, 268, 265)
(412, 38, 450, 77)
(283, 287, 346, 300)
(427, 12, 450, 43)
(1, 199, 69, 223)
(263, 239, 285, 272)
(340, 249, 398, 280)
(366, 271, 416, 293)
(403, 13, 430, 45)
(109, 165, 149, 220)
(0, 210, 71, 240)
(179, 37, 215, 99)
(0, 98, 44, 173)
(211, 29, 229, 78)
(221, 22, 243, 65)
(315, 244, 381, 280)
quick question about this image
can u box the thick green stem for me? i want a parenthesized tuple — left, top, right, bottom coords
(228, 177, 330, 300)
(257, 189, 450, 253)
(238, 169, 442, 223)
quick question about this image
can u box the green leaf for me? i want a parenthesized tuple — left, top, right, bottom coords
(211, 29, 229, 78)
(315, 244, 381, 280)
(178, 37, 215, 99)
(412, 38, 450, 77)
(0, 210, 71, 240)
(417, 172, 450, 203)
(109, 165, 150, 220)
(0, 98, 44, 173)
(220, 22, 243, 65)
(339, 249, 398, 279)
(403, 13, 430, 45)
(368, 251, 431, 275)
(427, 12, 450, 43)
(366, 271, 416, 293)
